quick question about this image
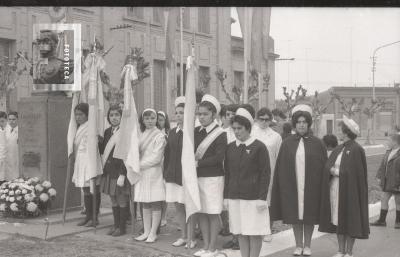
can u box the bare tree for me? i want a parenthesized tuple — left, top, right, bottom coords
(282, 84, 307, 116)
(215, 68, 235, 104)
(310, 90, 333, 136)
(330, 92, 364, 118)
(362, 98, 386, 145)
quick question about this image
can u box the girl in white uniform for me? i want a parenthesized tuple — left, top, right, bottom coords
(134, 108, 167, 243)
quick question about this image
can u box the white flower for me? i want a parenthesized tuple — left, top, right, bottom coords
(8, 190, 14, 196)
(48, 188, 56, 197)
(9, 183, 16, 189)
(9, 197, 15, 202)
(3, 189, 8, 193)
(0, 203, 5, 211)
(10, 203, 18, 212)
(16, 196, 22, 201)
(0, 194, 5, 199)
(42, 181, 51, 188)
(39, 193, 49, 202)
(6, 196, 9, 202)
(35, 185, 43, 192)
(15, 189, 21, 195)
(24, 194, 34, 202)
(32, 177, 40, 183)
(21, 189, 27, 195)
(26, 202, 38, 212)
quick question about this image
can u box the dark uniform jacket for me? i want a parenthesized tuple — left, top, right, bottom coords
(194, 123, 227, 178)
(98, 127, 127, 179)
(376, 148, 400, 193)
(224, 139, 271, 200)
(163, 127, 183, 185)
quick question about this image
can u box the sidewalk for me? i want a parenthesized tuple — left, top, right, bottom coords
(267, 209, 399, 257)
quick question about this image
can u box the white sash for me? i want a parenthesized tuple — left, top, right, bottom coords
(139, 128, 161, 155)
(102, 128, 121, 164)
(195, 126, 224, 160)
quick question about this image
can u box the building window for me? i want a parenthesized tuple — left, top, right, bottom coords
(154, 60, 167, 111)
(199, 66, 211, 93)
(197, 7, 210, 34)
(176, 8, 191, 30)
(176, 63, 187, 96)
(127, 7, 144, 20)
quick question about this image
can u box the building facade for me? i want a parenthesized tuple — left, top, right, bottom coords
(318, 86, 400, 139)
(0, 7, 277, 117)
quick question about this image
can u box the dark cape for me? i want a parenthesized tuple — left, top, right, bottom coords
(318, 140, 370, 239)
(270, 134, 327, 225)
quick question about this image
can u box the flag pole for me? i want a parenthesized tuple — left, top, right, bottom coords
(180, 7, 184, 96)
(243, 8, 249, 104)
(148, 17, 154, 107)
(62, 156, 72, 225)
(92, 33, 98, 234)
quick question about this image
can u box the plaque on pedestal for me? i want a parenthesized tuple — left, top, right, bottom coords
(18, 95, 81, 211)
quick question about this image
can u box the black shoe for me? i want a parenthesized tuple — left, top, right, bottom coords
(223, 240, 235, 249)
(85, 219, 99, 227)
(370, 219, 386, 227)
(219, 229, 232, 237)
(77, 218, 91, 226)
(108, 207, 120, 235)
(232, 241, 240, 250)
(112, 228, 125, 237)
(78, 195, 92, 226)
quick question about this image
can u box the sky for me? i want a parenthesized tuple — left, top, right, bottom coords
(231, 8, 400, 99)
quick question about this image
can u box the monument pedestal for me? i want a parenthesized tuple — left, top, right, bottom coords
(18, 95, 81, 211)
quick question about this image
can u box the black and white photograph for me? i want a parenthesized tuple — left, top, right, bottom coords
(0, 5, 399, 257)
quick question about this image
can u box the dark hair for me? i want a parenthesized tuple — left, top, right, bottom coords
(107, 105, 122, 125)
(281, 122, 293, 139)
(139, 109, 157, 132)
(220, 104, 239, 118)
(322, 134, 338, 149)
(199, 101, 217, 114)
(74, 103, 89, 117)
(196, 90, 204, 104)
(8, 111, 18, 119)
(272, 108, 286, 119)
(257, 107, 272, 119)
(291, 111, 312, 128)
(219, 104, 227, 117)
(157, 111, 170, 134)
(176, 103, 185, 108)
(390, 133, 400, 145)
(239, 104, 255, 119)
(339, 121, 357, 140)
(232, 115, 252, 132)
(0, 111, 7, 119)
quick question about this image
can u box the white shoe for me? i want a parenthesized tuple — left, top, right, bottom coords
(185, 240, 197, 249)
(303, 247, 312, 256)
(161, 219, 167, 227)
(172, 238, 187, 247)
(332, 253, 345, 257)
(201, 250, 219, 257)
(134, 233, 148, 241)
(193, 249, 207, 257)
(145, 234, 157, 243)
(293, 247, 303, 256)
(263, 234, 273, 242)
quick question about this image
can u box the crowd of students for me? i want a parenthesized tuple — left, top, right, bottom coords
(70, 92, 400, 257)
(0, 111, 19, 185)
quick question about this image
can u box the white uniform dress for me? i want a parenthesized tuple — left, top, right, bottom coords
(295, 137, 306, 220)
(5, 125, 19, 181)
(330, 150, 343, 226)
(227, 137, 270, 236)
(0, 127, 7, 181)
(251, 124, 282, 204)
(134, 128, 167, 203)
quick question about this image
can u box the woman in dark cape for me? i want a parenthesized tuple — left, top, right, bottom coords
(319, 116, 369, 257)
(270, 104, 327, 256)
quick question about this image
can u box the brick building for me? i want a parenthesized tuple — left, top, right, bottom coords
(0, 7, 277, 117)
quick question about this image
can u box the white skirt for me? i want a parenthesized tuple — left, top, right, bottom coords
(198, 176, 224, 214)
(165, 182, 185, 204)
(134, 166, 166, 203)
(330, 177, 340, 226)
(228, 199, 270, 236)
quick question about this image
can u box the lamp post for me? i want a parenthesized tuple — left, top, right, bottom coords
(371, 40, 400, 143)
